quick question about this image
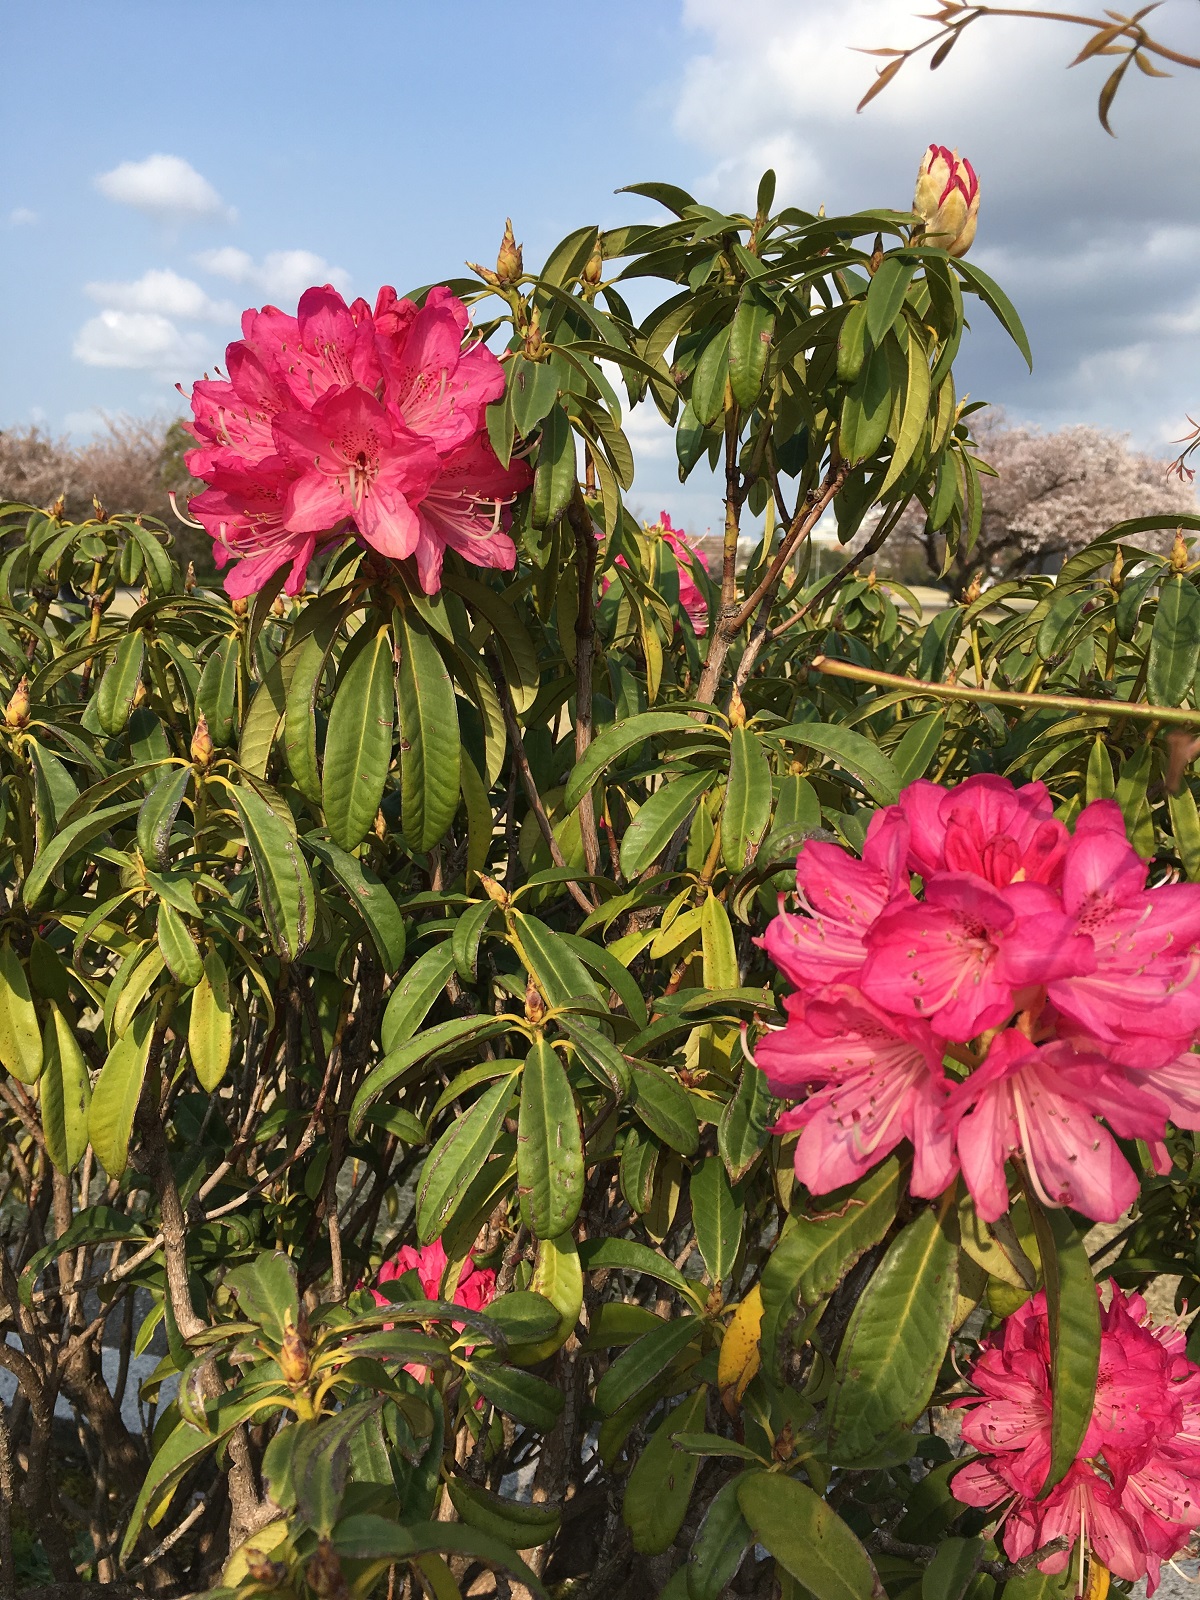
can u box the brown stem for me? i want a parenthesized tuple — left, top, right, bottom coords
(769, 497, 910, 644)
(567, 489, 601, 878)
(694, 396, 745, 706)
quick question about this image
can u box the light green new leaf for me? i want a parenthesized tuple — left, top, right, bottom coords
(40, 1002, 91, 1172)
(89, 1007, 155, 1178)
(157, 903, 202, 988)
(0, 936, 43, 1084)
(189, 948, 232, 1091)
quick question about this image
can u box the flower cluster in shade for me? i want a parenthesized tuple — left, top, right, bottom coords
(185, 284, 532, 598)
(756, 776, 1200, 1222)
(371, 1238, 495, 1383)
(952, 1283, 1200, 1592)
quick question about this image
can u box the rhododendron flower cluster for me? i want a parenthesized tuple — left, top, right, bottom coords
(952, 1284, 1200, 1593)
(601, 510, 709, 633)
(370, 1237, 496, 1383)
(756, 775, 1200, 1221)
(185, 284, 531, 598)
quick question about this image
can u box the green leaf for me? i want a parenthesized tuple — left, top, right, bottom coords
(840, 340, 894, 462)
(828, 1202, 959, 1464)
(594, 1315, 702, 1415)
(1170, 786, 1200, 880)
(510, 356, 561, 437)
(736, 1472, 881, 1600)
(998, 1566, 1075, 1600)
(461, 1360, 564, 1431)
(691, 1155, 743, 1285)
(512, 911, 601, 1010)
(578, 1237, 695, 1298)
(879, 320, 932, 494)
(157, 902, 202, 988)
(306, 834, 406, 974)
(225, 1252, 300, 1343)
(728, 287, 775, 410)
(564, 710, 715, 811)
(395, 606, 460, 851)
(40, 1001, 91, 1172)
(196, 634, 239, 746)
(623, 1386, 706, 1555)
(1027, 1201, 1100, 1496)
(517, 1039, 584, 1239)
(718, 1060, 774, 1182)
(380, 943, 456, 1052)
(95, 630, 145, 736)
(893, 712, 945, 786)
(531, 403, 577, 530)
(620, 770, 711, 879)
(446, 575, 540, 716)
(921, 1537, 984, 1600)
(774, 721, 901, 804)
(1148, 575, 1200, 706)
(0, 936, 43, 1084)
(513, 1230, 585, 1363)
(137, 767, 191, 868)
(866, 258, 916, 344)
(688, 1470, 754, 1600)
(353, 1013, 511, 1136)
(89, 1006, 155, 1178)
(837, 300, 871, 384)
(630, 1061, 699, 1155)
(954, 258, 1033, 370)
(284, 623, 336, 805)
(723, 726, 772, 872)
(322, 623, 394, 851)
(22, 1206, 147, 1303)
(331, 1514, 546, 1600)
(230, 784, 314, 960)
(415, 1071, 518, 1243)
(691, 324, 732, 428)
(189, 947, 232, 1091)
(23, 800, 142, 907)
(445, 1479, 560, 1549)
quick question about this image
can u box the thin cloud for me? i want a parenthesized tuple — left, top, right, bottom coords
(195, 246, 350, 304)
(8, 208, 37, 227)
(73, 310, 215, 372)
(85, 268, 235, 323)
(95, 154, 235, 223)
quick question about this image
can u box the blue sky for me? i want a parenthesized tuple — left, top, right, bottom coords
(4, 0, 1200, 529)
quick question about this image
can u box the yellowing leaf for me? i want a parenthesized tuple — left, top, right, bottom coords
(718, 1283, 763, 1406)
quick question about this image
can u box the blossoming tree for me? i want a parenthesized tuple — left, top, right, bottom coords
(0, 143, 1199, 1600)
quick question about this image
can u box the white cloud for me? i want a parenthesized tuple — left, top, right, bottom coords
(95, 154, 235, 222)
(73, 310, 215, 372)
(195, 246, 350, 303)
(85, 268, 235, 323)
(8, 207, 37, 227)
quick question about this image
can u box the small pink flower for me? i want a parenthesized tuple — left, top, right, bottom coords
(372, 1238, 496, 1383)
(756, 985, 956, 1197)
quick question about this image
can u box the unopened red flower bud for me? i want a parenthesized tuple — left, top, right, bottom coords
(5, 678, 30, 731)
(913, 144, 979, 257)
(496, 218, 523, 287)
(278, 1320, 311, 1387)
(190, 713, 214, 769)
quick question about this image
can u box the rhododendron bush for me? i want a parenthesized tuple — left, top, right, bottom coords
(2, 149, 1200, 1600)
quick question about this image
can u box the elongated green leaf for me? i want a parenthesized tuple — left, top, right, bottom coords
(564, 710, 718, 811)
(893, 712, 945, 786)
(322, 623, 394, 850)
(23, 800, 142, 907)
(416, 1071, 518, 1243)
(461, 1360, 564, 1431)
(728, 288, 775, 410)
(723, 726, 772, 872)
(866, 258, 916, 344)
(446, 1479, 560, 1549)
(0, 937, 43, 1084)
(40, 1001, 91, 1172)
(691, 1155, 743, 1286)
(512, 910, 601, 1012)
(352, 1013, 512, 1137)
(452, 900, 495, 984)
(230, 785, 314, 960)
(691, 324, 732, 427)
(1149, 575, 1200, 706)
(446, 574, 540, 715)
(718, 1060, 774, 1183)
(136, 766, 191, 868)
(737, 1472, 880, 1600)
(284, 622, 336, 804)
(95, 630, 145, 736)
(630, 1060, 699, 1155)
(517, 1039, 584, 1239)
(395, 607, 460, 850)
(578, 1237, 694, 1297)
(196, 634, 238, 746)
(840, 340, 894, 462)
(510, 355, 561, 437)
(380, 943, 456, 1053)
(620, 770, 711, 879)
(879, 320, 931, 493)
(1170, 786, 1200, 880)
(1027, 1201, 1100, 1496)
(89, 1006, 155, 1178)
(774, 721, 901, 804)
(623, 1386, 706, 1555)
(330, 1514, 546, 1600)
(701, 892, 739, 989)
(531, 403, 576, 530)
(306, 834, 406, 973)
(157, 902, 202, 988)
(189, 948, 232, 1091)
(837, 299, 871, 384)
(922, 1537, 983, 1600)
(688, 1470, 754, 1600)
(954, 258, 1033, 370)
(828, 1202, 959, 1464)
(595, 1314, 701, 1415)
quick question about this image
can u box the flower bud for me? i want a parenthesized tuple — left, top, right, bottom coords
(728, 687, 747, 729)
(582, 238, 603, 288)
(1170, 529, 1190, 573)
(496, 218, 523, 287)
(478, 873, 508, 907)
(524, 975, 545, 1024)
(244, 1552, 288, 1589)
(48, 495, 65, 522)
(5, 678, 30, 731)
(913, 144, 979, 257)
(231, 596, 249, 617)
(184, 561, 197, 593)
(190, 713, 214, 769)
(278, 1319, 311, 1387)
(305, 1540, 349, 1600)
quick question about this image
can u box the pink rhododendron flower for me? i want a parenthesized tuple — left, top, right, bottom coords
(755, 986, 957, 1196)
(599, 511, 710, 633)
(945, 1030, 1166, 1222)
(371, 1237, 496, 1383)
(953, 1284, 1200, 1594)
(760, 772, 1200, 1221)
(184, 283, 530, 597)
